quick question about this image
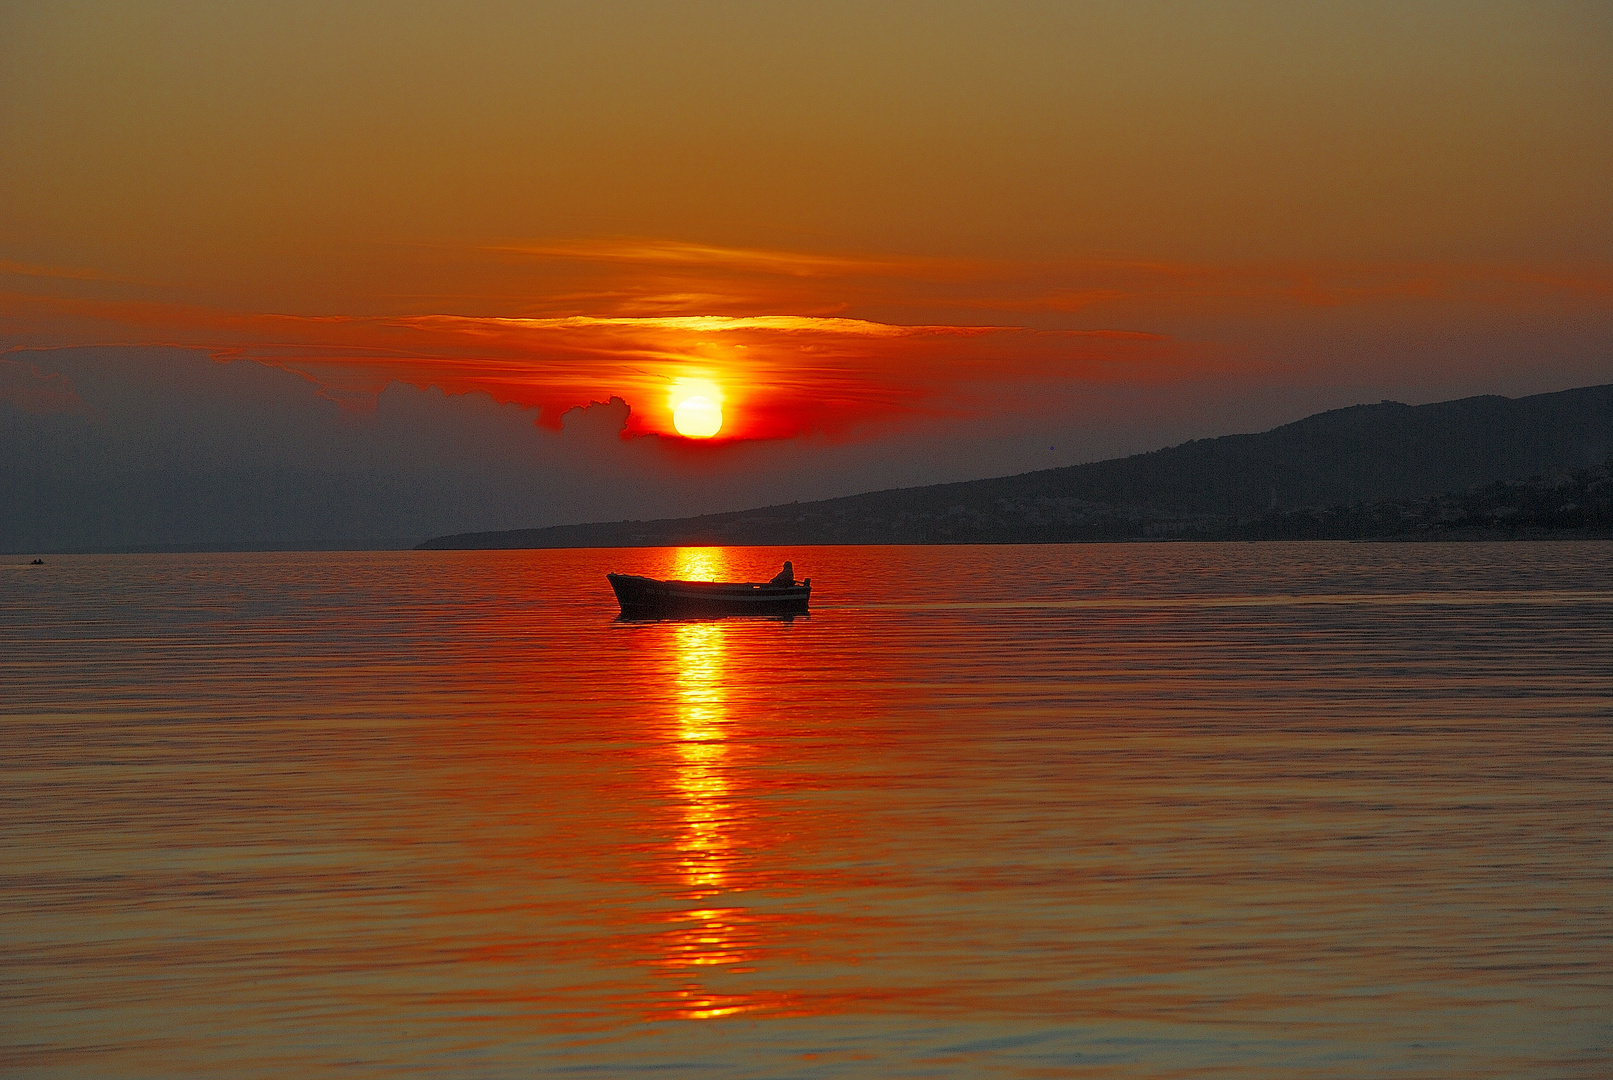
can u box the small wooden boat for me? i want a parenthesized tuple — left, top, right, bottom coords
(607, 573, 811, 618)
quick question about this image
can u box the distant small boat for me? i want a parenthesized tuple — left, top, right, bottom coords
(30, 558, 44, 565)
(608, 573, 811, 618)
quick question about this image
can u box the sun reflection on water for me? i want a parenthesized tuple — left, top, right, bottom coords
(648, 618, 769, 1020)
(670, 547, 729, 582)
(673, 622, 731, 896)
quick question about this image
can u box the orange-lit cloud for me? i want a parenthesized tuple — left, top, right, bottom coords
(492, 238, 977, 281)
(473, 239, 1613, 323)
(4, 238, 1608, 445)
(1, 292, 1215, 441)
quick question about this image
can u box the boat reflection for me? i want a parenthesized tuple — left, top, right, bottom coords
(616, 611, 806, 625)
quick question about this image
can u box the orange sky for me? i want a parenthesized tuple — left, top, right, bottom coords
(3, 1, 1611, 450)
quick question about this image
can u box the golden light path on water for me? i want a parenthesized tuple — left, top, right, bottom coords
(664, 620, 750, 1019)
(674, 622, 730, 898)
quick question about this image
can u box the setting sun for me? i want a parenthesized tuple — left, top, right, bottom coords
(673, 395, 723, 438)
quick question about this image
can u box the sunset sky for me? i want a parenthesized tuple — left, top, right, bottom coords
(3, 1, 1611, 548)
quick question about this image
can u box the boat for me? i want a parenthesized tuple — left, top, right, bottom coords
(607, 572, 811, 618)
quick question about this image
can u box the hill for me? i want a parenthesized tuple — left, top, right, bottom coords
(418, 383, 1613, 548)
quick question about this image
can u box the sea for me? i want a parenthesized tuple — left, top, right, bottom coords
(3, 542, 1610, 1079)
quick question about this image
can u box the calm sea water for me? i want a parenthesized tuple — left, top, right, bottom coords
(3, 543, 1610, 1078)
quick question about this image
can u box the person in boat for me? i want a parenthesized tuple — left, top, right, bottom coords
(768, 561, 795, 586)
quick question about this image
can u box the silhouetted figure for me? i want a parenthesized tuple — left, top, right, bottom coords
(30, 558, 43, 565)
(768, 561, 794, 586)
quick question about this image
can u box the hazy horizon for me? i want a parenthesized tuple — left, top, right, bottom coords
(7, 367, 1606, 554)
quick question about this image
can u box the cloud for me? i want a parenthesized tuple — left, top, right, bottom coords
(559, 395, 633, 440)
(455, 239, 1613, 324)
(0, 354, 88, 414)
(492, 238, 975, 280)
(488, 240, 1613, 313)
(0, 295, 1217, 443)
(2, 240, 1607, 466)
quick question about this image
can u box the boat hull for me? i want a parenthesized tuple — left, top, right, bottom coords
(607, 573, 811, 617)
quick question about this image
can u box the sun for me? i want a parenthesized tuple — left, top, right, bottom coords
(672, 394, 723, 438)
(668, 377, 725, 438)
